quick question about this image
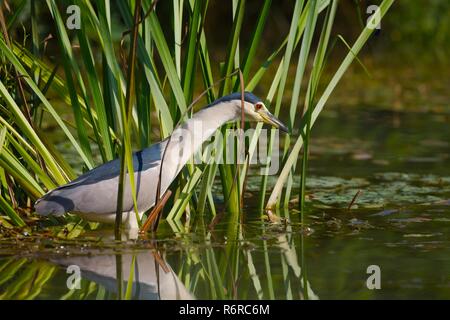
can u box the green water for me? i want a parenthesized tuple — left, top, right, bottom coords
(0, 108, 449, 299)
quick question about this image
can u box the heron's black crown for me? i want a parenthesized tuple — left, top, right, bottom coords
(207, 92, 262, 108)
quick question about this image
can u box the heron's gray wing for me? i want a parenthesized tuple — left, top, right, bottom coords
(35, 142, 166, 215)
(69, 143, 163, 186)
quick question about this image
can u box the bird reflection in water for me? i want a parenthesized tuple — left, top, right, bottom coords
(51, 250, 194, 300)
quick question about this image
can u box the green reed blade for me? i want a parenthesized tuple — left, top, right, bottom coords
(266, 0, 394, 208)
(46, 0, 94, 166)
(0, 39, 91, 176)
(0, 193, 25, 227)
(0, 76, 68, 183)
(124, 255, 136, 300)
(240, 0, 272, 84)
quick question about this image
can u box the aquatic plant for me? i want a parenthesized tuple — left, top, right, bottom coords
(0, 0, 393, 233)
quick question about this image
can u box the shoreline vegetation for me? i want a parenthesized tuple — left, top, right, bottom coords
(0, 0, 394, 232)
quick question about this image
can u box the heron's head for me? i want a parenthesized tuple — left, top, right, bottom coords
(216, 92, 289, 133)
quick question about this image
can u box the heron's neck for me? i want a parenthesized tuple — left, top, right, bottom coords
(161, 102, 239, 180)
(191, 102, 240, 135)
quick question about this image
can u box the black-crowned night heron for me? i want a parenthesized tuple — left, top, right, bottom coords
(34, 92, 288, 230)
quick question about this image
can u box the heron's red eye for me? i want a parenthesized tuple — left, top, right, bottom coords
(255, 103, 263, 110)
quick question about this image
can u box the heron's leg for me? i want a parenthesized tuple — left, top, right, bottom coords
(139, 190, 172, 234)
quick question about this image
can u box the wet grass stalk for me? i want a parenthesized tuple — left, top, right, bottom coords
(115, 254, 123, 300)
(301, 232, 308, 299)
(255, 0, 332, 213)
(124, 255, 136, 300)
(266, 0, 395, 209)
(262, 224, 276, 300)
(256, 0, 306, 213)
(115, 0, 143, 238)
(298, 0, 332, 218)
(283, 0, 319, 209)
(216, 0, 246, 218)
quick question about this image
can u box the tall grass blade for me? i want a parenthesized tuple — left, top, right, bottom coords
(0, 193, 25, 227)
(266, 0, 394, 209)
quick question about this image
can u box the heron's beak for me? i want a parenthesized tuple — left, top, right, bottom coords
(260, 110, 289, 133)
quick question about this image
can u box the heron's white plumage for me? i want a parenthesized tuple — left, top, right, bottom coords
(34, 93, 262, 229)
